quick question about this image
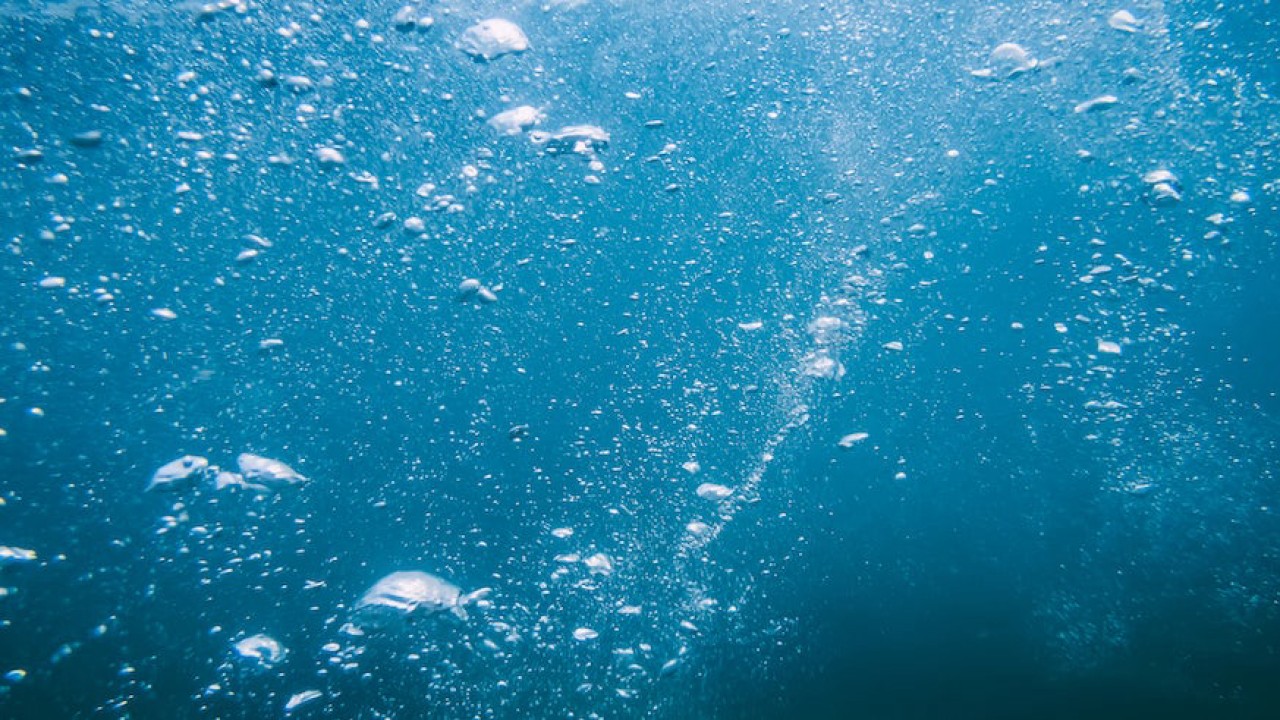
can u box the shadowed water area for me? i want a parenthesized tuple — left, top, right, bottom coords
(1, 1, 1278, 718)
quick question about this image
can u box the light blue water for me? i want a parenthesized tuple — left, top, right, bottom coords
(1, 1, 1278, 718)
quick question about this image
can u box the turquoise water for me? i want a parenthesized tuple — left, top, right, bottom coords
(1, 1, 1278, 718)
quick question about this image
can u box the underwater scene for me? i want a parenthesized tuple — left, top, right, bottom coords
(1, 1, 1279, 718)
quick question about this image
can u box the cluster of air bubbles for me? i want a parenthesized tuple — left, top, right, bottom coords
(146, 454, 308, 495)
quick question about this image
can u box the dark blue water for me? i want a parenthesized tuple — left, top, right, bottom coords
(2, 1, 1278, 718)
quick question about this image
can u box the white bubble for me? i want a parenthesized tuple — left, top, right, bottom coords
(353, 571, 489, 625)
(529, 125, 610, 157)
(458, 19, 529, 61)
(71, 130, 103, 147)
(583, 553, 614, 576)
(315, 147, 346, 166)
(1108, 10, 1141, 33)
(837, 432, 870, 449)
(488, 105, 545, 135)
(285, 690, 323, 713)
(1073, 95, 1119, 114)
(458, 278, 498, 303)
(696, 483, 732, 501)
(1151, 182, 1182, 204)
(1141, 169, 1184, 203)
(686, 520, 711, 535)
(236, 453, 308, 492)
(233, 634, 287, 670)
(213, 470, 245, 491)
(392, 5, 432, 31)
(402, 216, 426, 235)
(146, 455, 209, 492)
(972, 43, 1038, 80)
(0, 546, 37, 567)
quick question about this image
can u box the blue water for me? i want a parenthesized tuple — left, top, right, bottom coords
(2, 1, 1278, 718)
